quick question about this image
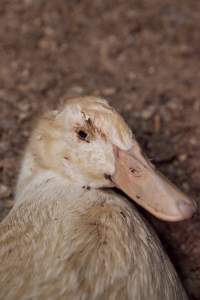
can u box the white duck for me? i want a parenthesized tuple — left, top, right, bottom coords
(0, 97, 196, 300)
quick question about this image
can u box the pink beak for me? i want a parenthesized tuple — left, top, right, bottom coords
(112, 141, 196, 221)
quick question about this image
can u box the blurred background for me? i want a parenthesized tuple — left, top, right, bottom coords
(0, 0, 200, 298)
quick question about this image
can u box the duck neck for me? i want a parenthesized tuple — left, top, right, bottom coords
(15, 151, 90, 205)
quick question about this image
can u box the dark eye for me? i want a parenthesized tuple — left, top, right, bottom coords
(77, 130, 88, 141)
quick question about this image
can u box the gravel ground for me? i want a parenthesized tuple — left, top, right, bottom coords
(0, 0, 200, 298)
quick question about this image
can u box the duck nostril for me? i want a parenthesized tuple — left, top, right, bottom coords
(130, 168, 136, 174)
(129, 168, 142, 177)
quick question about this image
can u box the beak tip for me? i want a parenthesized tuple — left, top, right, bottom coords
(178, 200, 197, 219)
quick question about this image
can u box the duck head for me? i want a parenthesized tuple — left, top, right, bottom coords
(33, 96, 196, 221)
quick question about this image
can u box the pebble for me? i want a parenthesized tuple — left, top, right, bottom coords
(189, 138, 198, 146)
(178, 153, 188, 162)
(141, 105, 156, 120)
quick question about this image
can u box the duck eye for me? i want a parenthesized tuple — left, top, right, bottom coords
(77, 130, 88, 141)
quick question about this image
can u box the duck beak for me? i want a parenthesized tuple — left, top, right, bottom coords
(112, 142, 196, 221)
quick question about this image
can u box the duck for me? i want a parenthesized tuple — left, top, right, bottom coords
(0, 96, 196, 300)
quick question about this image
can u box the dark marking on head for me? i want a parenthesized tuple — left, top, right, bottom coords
(104, 173, 112, 182)
(120, 211, 126, 219)
(136, 195, 141, 199)
(45, 177, 54, 184)
(97, 128, 107, 141)
(82, 185, 90, 190)
(86, 117, 93, 127)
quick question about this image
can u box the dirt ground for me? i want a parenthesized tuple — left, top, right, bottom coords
(0, 0, 200, 298)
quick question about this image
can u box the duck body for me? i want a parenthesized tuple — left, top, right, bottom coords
(0, 97, 193, 299)
(0, 171, 187, 300)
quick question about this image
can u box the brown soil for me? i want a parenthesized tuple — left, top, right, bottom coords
(0, 0, 200, 298)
